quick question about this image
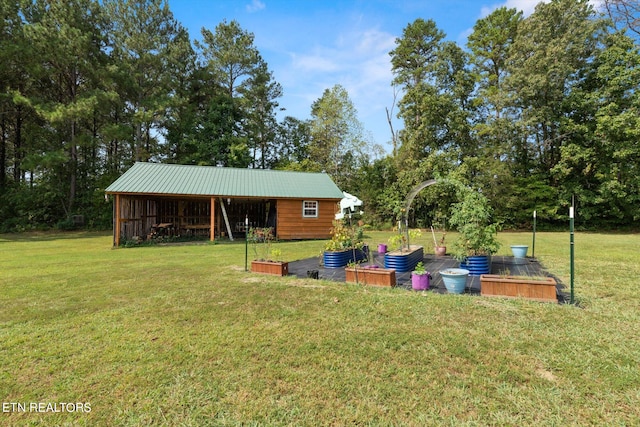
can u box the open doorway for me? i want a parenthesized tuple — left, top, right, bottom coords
(214, 198, 277, 240)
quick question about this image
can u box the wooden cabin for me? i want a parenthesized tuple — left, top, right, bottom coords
(105, 162, 344, 246)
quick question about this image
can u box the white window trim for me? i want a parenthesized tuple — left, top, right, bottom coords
(302, 200, 318, 218)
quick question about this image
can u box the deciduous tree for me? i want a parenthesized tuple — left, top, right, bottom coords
(309, 84, 368, 189)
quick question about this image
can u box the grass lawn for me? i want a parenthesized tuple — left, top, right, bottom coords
(1, 230, 639, 425)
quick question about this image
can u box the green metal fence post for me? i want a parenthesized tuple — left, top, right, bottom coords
(570, 202, 575, 304)
(245, 215, 248, 272)
(532, 210, 536, 258)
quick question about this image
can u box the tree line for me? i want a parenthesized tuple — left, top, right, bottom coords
(1, 0, 638, 232)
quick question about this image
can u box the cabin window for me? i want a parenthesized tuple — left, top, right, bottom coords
(303, 200, 318, 218)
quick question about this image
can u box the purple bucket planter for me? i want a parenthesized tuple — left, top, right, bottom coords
(411, 272, 431, 291)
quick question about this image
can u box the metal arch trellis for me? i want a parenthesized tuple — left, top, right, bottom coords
(399, 179, 438, 250)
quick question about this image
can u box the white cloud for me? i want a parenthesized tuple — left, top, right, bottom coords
(291, 53, 340, 73)
(274, 26, 399, 145)
(292, 28, 395, 100)
(482, 0, 604, 18)
(286, 28, 395, 89)
(588, 0, 606, 12)
(502, 0, 546, 15)
(246, 0, 265, 13)
(480, 0, 547, 18)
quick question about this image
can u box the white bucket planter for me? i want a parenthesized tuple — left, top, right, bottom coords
(510, 245, 529, 258)
(440, 268, 470, 294)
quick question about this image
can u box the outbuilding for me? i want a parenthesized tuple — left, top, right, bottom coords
(105, 162, 343, 246)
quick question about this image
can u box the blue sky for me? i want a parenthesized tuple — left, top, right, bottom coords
(169, 0, 592, 152)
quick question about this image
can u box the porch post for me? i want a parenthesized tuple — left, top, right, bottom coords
(210, 197, 215, 242)
(114, 194, 121, 247)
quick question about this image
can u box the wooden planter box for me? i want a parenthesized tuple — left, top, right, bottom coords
(345, 267, 396, 287)
(480, 274, 557, 303)
(251, 260, 289, 276)
(384, 245, 424, 272)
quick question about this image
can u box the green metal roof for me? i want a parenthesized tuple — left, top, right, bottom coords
(105, 162, 344, 199)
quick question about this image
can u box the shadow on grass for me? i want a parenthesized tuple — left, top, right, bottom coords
(0, 230, 111, 243)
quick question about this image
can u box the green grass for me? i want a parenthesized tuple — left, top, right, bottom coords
(1, 231, 639, 426)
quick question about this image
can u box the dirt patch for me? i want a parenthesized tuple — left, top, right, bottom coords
(536, 367, 557, 382)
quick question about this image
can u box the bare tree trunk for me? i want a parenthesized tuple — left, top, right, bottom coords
(1, 112, 6, 189)
(14, 105, 22, 183)
(68, 119, 77, 217)
(386, 86, 400, 157)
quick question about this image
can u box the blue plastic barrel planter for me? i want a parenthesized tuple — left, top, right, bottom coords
(460, 255, 491, 276)
(440, 268, 469, 294)
(510, 245, 528, 258)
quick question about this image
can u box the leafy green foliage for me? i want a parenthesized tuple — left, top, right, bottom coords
(449, 188, 502, 260)
(413, 261, 427, 275)
(324, 220, 364, 251)
(309, 84, 371, 190)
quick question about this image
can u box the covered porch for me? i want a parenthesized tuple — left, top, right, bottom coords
(112, 194, 277, 246)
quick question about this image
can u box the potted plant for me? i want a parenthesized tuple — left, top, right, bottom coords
(439, 268, 470, 294)
(431, 226, 446, 256)
(323, 220, 367, 268)
(411, 261, 431, 291)
(249, 227, 289, 276)
(448, 189, 501, 275)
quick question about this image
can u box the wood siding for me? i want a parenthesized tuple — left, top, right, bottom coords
(276, 199, 339, 240)
(118, 196, 158, 241)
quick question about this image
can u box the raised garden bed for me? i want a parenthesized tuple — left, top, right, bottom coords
(480, 274, 557, 303)
(460, 255, 491, 276)
(323, 247, 368, 268)
(345, 266, 396, 287)
(251, 260, 289, 276)
(383, 245, 423, 273)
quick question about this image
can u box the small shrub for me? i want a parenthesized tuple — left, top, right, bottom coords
(324, 220, 364, 251)
(56, 218, 76, 231)
(248, 227, 275, 260)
